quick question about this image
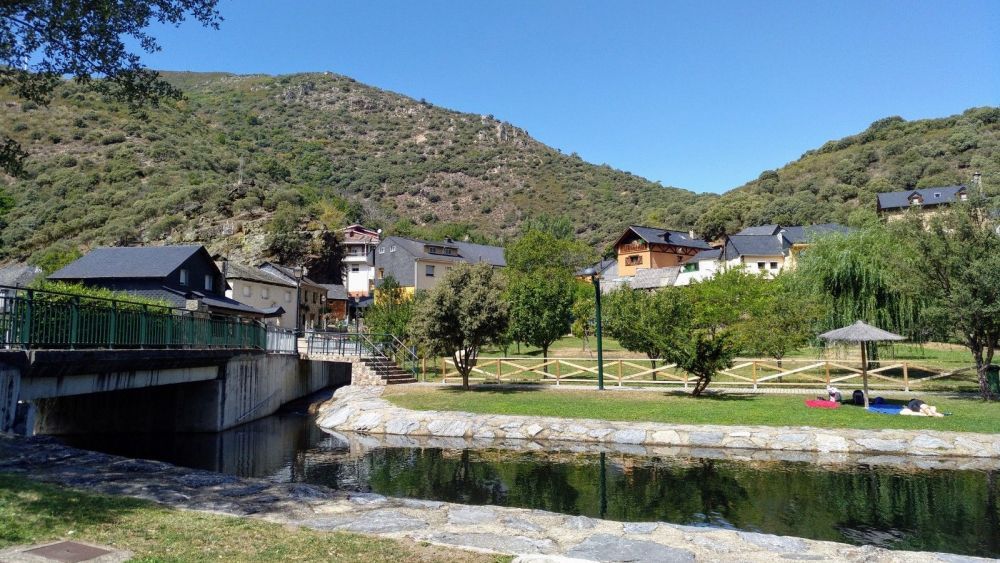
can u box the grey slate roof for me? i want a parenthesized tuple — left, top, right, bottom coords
(630, 267, 680, 290)
(109, 285, 265, 315)
(223, 262, 296, 288)
(688, 248, 721, 262)
(258, 262, 323, 288)
(734, 225, 782, 236)
(877, 185, 967, 211)
(620, 226, 713, 250)
(575, 259, 617, 277)
(320, 283, 348, 301)
(724, 235, 785, 258)
(49, 246, 206, 280)
(382, 236, 506, 266)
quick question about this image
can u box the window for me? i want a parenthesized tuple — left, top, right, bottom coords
(179, 269, 189, 286)
(934, 192, 941, 198)
(960, 192, 968, 201)
(204, 274, 214, 291)
(378, 247, 385, 254)
(377, 268, 384, 279)
(757, 262, 766, 269)
(351, 265, 360, 272)
(262, 288, 269, 299)
(625, 255, 643, 266)
(390, 245, 397, 252)
(682, 263, 699, 273)
(770, 262, 779, 270)
(425, 265, 435, 277)
(242, 286, 251, 297)
(285, 290, 292, 303)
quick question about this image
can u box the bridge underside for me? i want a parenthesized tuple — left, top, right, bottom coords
(0, 350, 350, 434)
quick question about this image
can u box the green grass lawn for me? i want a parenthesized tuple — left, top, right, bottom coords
(0, 474, 504, 563)
(385, 386, 1000, 434)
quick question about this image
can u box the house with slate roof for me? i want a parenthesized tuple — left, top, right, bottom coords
(612, 226, 713, 278)
(319, 283, 349, 322)
(259, 262, 328, 332)
(876, 185, 968, 221)
(340, 224, 381, 298)
(674, 248, 721, 286)
(373, 236, 506, 295)
(718, 223, 852, 277)
(220, 262, 295, 328)
(49, 246, 266, 318)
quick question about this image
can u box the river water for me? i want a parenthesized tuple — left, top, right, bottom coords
(57, 399, 1000, 558)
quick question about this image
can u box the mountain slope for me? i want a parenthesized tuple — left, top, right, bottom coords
(694, 108, 1000, 239)
(0, 71, 710, 264)
(0, 70, 996, 268)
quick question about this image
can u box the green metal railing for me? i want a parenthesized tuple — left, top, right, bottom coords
(306, 331, 420, 378)
(0, 285, 267, 351)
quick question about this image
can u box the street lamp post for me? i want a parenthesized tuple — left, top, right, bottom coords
(583, 267, 604, 390)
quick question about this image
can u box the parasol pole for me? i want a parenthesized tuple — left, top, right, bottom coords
(860, 342, 870, 408)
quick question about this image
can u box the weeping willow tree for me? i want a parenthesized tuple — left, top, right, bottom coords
(792, 224, 926, 342)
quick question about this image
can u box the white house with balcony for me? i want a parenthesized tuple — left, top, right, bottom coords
(340, 224, 381, 298)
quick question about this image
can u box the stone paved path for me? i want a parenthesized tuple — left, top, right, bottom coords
(0, 434, 993, 562)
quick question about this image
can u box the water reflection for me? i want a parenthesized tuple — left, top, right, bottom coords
(58, 415, 1000, 558)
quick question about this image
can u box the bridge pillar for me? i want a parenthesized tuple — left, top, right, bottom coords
(0, 363, 21, 433)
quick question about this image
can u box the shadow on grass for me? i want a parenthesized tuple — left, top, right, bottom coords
(439, 385, 544, 395)
(0, 473, 149, 547)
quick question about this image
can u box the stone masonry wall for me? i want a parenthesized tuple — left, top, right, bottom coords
(317, 386, 1000, 459)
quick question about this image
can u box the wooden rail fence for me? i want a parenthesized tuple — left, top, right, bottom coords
(434, 357, 976, 392)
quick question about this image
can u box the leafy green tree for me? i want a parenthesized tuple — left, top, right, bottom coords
(794, 224, 925, 338)
(508, 272, 575, 366)
(29, 243, 81, 275)
(603, 288, 662, 365)
(737, 274, 826, 363)
(1, 0, 222, 175)
(896, 199, 1000, 399)
(504, 230, 595, 273)
(570, 282, 595, 354)
(410, 263, 508, 390)
(365, 275, 413, 338)
(306, 230, 346, 284)
(265, 203, 308, 264)
(654, 268, 770, 396)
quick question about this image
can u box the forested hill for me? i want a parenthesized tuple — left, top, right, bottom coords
(0, 71, 710, 265)
(0, 69, 996, 268)
(694, 108, 1000, 240)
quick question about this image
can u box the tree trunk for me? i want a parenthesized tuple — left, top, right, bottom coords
(543, 346, 548, 374)
(971, 340, 991, 401)
(691, 374, 711, 396)
(455, 351, 470, 391)
(648, 356, 657, 381)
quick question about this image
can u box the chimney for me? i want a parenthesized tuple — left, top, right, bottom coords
(972, 171, 983, 192)
(689, 230, 696, 239)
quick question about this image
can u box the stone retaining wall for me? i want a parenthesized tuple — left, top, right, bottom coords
(317, 386, 1000, 458)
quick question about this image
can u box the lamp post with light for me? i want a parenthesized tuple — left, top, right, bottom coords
(582, 267, 604, 390)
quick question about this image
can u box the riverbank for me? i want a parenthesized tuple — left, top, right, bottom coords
(0, 434, 989, 562)
(319, 386, 1000, 458)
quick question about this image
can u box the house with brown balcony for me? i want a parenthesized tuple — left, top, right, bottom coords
(612, 226, 713, 278)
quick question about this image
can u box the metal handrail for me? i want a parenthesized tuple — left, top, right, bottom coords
(304, 331, 419, 378)
(0, 286, 266, 351)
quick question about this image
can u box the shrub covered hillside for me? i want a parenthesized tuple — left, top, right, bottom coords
(0, 69, 996, 267)
(695, 108, 1000, 239)
(0, 71, 710, 265)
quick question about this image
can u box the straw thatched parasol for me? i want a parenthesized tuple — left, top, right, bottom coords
(819, 321, 905, 408)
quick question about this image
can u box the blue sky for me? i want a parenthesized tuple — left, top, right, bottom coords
(138, 0, 1000, 194)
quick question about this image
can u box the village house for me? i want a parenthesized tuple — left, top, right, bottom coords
(340, 224, 381, 298)
(876, 185, 969, 221)
(612, 226, 714, 278)
(48, 246, 266, 318)
(259, 262, 327, 332)
(674, 248, 721, 286)
(718, 223, 851, 277)
(373, 236, 506, 295)
(320, 283, 349, 323)
(220, 261, 295, 327)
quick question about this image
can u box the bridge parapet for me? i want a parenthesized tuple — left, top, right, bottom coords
(0, 285, 295, 353)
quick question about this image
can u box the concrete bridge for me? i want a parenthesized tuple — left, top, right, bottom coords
(0, 286, 352, 434)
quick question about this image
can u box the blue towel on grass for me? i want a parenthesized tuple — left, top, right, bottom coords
(867, 404, 904, 415)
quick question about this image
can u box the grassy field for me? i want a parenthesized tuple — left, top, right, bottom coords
(384, 386, 1000, 434)
(0, 474, 504, 563)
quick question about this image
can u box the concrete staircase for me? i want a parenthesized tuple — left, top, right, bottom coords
(361, 357, 417, 385)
